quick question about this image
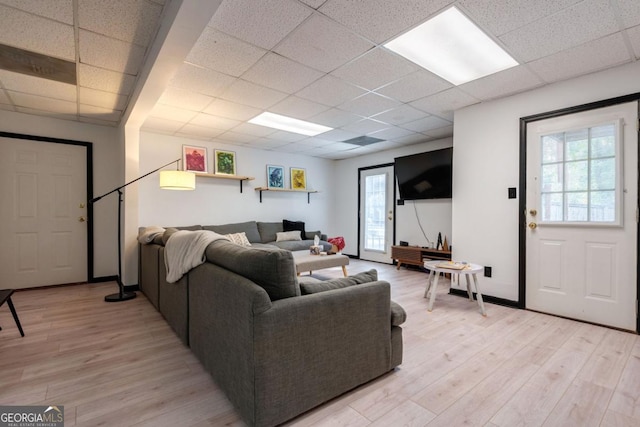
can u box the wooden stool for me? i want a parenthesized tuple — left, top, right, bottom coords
(0, 289, 25, 337)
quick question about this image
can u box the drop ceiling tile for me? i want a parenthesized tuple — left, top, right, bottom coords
(141, 116, 185, 133)
(79, 104, 122, 122)
(275, 14, 374, 73)
(299, 0, 327, 9)
(424, 125, 454, 139)
(318, 129, 360, 142)
(269, 96, 330, 119)
(0, 70, 76, 101)
(189, 113, 240, 130)
(220, 79, 288, 109)
(267, 130, 309, 142)
(297, 137, 334, 148)
(459, 65, 544, 101)
(149, 104, 198, 123)
(8, 91, 77, 114)
(319, 141, 360, 151)
(410, 88, 479, 117)
(79, 30, 145, 75)
(341, 119, 389, 135)
(203, 99, 262, 121)
(331, 47, 418, 90)
(242, 53, 324, 94)
(0, 5, 74, 60)
(296, 75, 366, 107)
(402, 115, 452, 133)
(617, 0, 640, 29)
(169, 64, 236, 97)
(176, 124, 225, 139)
(79, 87, 128, 110)
(628, 25, 640, 59)
(370, 104, 426, 125)
(339, 92, 401, 117)
(210, 0, 312, 50)
(319, 0, 451, 43)
(528, 33, 631, 83)
(307, 108, 363, 128)
(15, 106, 76, 121)
(216, 131, 258, 144)
(78, 64, 135, 95)
(79, 116, 119, 127)
(368, 126, 415, 140)
(499, 0, 619, 62)
(272, 142, 311, 153)
(459, 0, 582, 37)
(391, 133, 432, 146)
(158, 87, 214, 112)
(78, 0, 163, 46)
(0, 0, 73, 24)
(186, 27, 267, 77)
(233, 122, 278, 137)
(375, 70, 453, 103)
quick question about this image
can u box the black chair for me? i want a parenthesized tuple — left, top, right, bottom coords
(0, 289, 25, 337)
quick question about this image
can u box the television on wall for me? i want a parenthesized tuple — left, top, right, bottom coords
(395, 148, 453, 200)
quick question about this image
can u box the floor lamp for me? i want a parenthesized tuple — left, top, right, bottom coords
(90, 158, 196, 302)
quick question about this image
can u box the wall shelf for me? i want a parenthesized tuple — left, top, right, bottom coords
(255, 187, 319, 203)
(195, 173, 254, 193)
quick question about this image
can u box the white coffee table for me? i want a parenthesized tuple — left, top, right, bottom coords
(292, 250, 349, 277)
(423, 260, 486, 316)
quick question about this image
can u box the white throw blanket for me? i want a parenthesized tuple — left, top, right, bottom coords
(138, 226, 166, 244)
(164, 230, 228, 283)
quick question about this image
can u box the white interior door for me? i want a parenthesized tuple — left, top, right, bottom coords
(359, 166, 394, 263)
(525, 102, 638, 330)
(0, 137, 88, 289)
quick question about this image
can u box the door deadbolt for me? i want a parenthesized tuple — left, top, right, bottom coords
(529, 209, 537, 216)
(79, 216, 87, 223)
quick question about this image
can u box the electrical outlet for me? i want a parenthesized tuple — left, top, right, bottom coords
(508, 187, 516, 199)
(484, 266, 492, 277)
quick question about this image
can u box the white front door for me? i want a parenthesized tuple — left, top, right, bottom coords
(0, 137, 88, 288)
(359, 166, 394, 263)
(525, 102, 638, 330)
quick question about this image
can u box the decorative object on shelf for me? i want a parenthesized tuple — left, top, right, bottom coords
(442, 236, 449, 251)
(90, 158, 195, 302)
(267, 164, 285, 188)
(290, 167, 307, 190)
(436, 232, 443, 250)
(215, 149, 236, 175)
(183, 145, 208, 173)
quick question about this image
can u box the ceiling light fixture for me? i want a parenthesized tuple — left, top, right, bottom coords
(249, 112, 333, 136)
(385, 6, 518, 85)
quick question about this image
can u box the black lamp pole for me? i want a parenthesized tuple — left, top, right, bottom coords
(90, 158, 181, 302)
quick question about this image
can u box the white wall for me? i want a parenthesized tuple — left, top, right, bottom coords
(138, 132, 335, 234)
(453, 60, 640, 301)
(0, 109, 121, 279)
(333, 138, 453, 257)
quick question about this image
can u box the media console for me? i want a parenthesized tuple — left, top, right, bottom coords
(391, 245, 451, 270)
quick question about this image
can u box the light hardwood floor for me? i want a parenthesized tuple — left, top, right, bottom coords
(1, 259, 638, 426)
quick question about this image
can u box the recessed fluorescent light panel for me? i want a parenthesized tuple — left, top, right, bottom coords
(248, 112, 333, 136)
(385, 7, 518, 85)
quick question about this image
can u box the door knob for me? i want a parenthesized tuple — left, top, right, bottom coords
(388, 216, 393, 220)
(528, 222, 537, 230)
(79, 216, 87, 223)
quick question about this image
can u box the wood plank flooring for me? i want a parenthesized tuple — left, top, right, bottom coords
(0, 260, 638, 426)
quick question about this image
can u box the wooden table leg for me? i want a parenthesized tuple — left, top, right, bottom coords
(465, 274, 474, 301)
(472, 273, 487, 316)
(424, 270, 434, 298)
(427, 272, 440, 311)
(7, 296, 24, 337)
(341, 265, 348, 277)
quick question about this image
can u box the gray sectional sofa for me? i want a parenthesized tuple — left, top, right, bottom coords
(138, 220, 405, 427)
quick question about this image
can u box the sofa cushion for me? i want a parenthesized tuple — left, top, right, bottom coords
(257, 221, 283, 243)
(390, 301, 407, 326)
(276, 230, 301, 242)
(205, 239, 299, 300)
(204, 221, 261, 243)
(225, 232, 252, 246)
(299, 269, 378, 294)
(283, 219, 306, 239)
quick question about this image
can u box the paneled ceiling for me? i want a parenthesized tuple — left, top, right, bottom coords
(0, 0, 638, 159)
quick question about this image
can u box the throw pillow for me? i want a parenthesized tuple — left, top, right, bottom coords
(299, 269, 378, 295)
(225, 232, 252, 246)
(275, 230, 302, 242)
(283, 219, 306, 240)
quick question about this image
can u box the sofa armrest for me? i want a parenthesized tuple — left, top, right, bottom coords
(252, 281, 392, 426)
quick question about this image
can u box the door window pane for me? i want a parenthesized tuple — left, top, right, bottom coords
(539, 121, 620, 224)
(364, 174, 386, 251)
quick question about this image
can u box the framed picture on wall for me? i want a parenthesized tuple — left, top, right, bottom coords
(215, 149, 236, 175)
(267, 165, 285, 188)
(290, 167, 307, 190)
(182, 145, 208, 173)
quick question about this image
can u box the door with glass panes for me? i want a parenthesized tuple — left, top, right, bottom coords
(359, 166, 394, 263)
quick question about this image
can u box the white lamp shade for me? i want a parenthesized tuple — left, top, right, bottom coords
(159, 170, 196, 190)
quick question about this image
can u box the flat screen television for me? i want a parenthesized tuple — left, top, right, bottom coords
(395, 148, 453, 200)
